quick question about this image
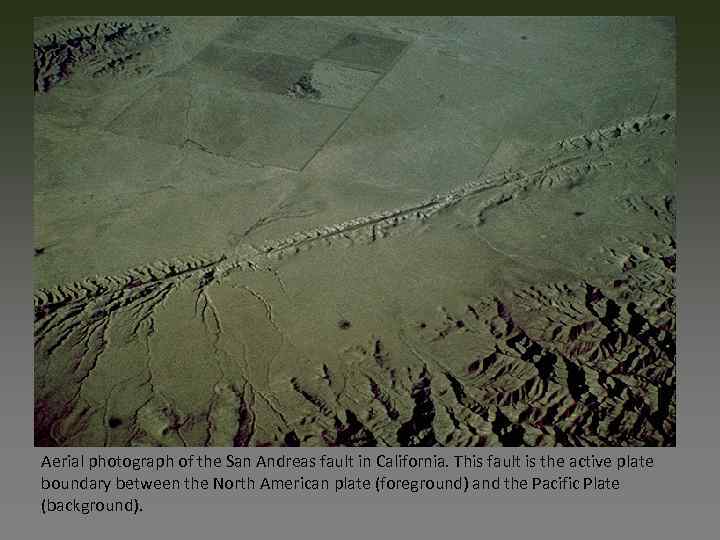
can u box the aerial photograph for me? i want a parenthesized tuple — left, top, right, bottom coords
(34, 16, 676, 447)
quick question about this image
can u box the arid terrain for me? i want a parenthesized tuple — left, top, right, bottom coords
(34, 16, 676, 446)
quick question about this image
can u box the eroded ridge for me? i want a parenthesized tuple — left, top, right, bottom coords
(34, 20, 170, 93)
(287, 233, 676, 446)
(34, 111, 676, 315)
